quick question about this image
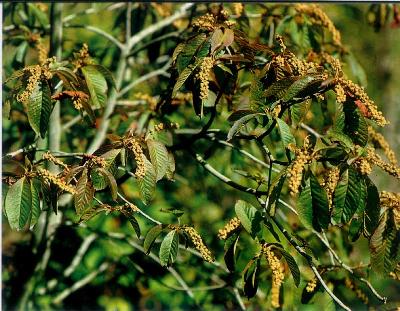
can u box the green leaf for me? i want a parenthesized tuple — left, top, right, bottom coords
(147, 139, 169, 182)
(297, 182, 314, 230)
(91, 149, 120, 191)
(224, 232, 240, 272)
(5, 177, 32, 230)
(165, 152, 176, 181)
(227, 113, 262, 141)
(27, 3, 49, 28)
(364, 178, 380, 237)
(81, 65, 108, 108)
(267, 172, 286, 216)
(370, 210, 399, 276)
(348, 179, 367, 242)
(332, 167, 361, 224)
(249, 76, 265, 110)
(127, 214, 141, 238)
(78, 204, 110, 223)
(282, 75, 317, 102)
(30, 178, 41, 229)
(264, 77, 297, 98)
(159, 230, 179, 266)
(243, 258, 260, 298)
(276, 118, 296, 150)
(74, 168, 95, 215)
(234, 200, 262, 238)
(27, 79, 53, 138)
(137, 156, 157, 205)
(274, 247, 300, 287)
(177, 34, 208, 73)
(90, 64, 116, 90)
(172, 58, 202, 97)
(310, 174, 330, 231)
(290, 100, 311, 127)
(144, 225, 164, 254)
(95, 168, 118, 200)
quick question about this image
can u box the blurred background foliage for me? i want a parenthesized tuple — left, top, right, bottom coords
(2, 3, 399, 310)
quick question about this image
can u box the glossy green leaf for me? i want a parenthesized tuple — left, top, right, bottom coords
(96, 167, 118, 201)
(275, 246, 300, 287)
(74, 168, 95, 215)
(310, 174, 330, 231)
(332, 167, 361, 224)
(370, 210, 399, 276)
(137, 156, 157, 205)
(159, 230, 179, 267)
(243, 258, 260, 298)
(227, 113, 261, 141)
(27, 79, 53, 138)
(30, 178, 41, 229)
(81, 65, 108, 108)
(234, 200, 262, 238)
(282, 75, 317, 102)
(224, 232, 240, 272)
(5, 177, 31, 230)
(144, 225, 164, 254)
(364, 177, 380, 237)
(276, 118, 296, 150)
(147, 139, 169, 181)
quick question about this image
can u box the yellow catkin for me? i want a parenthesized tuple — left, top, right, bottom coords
(306, 277, 317, 292)
(295, 4, 341, 47)
(192, 13, 217, 31)
(42, 152, 69, 172)
(369, 126, 397, 165)
(218, 217, 241, 240)
(344, 278, 369, 305)
(84, 154, 107, 168)
(323, 167, 340, 208)
(380, 191, 400, 229)
(183, 226, 214, 262)
(16, 65, 42, 103)
(37, 168, 76, 194)
(124, 138, 146, 179)
(262, 245, 284, 308)
(73, 43, 91, 70)
(29, 33, 48, 65)
(286, 52, 320, 76)
(338, 78, 388, 126)
(320, 52, 343, 77)
(334, 84, 346, 103)
(233, 3, 244, 16)
(354, 146, 400, 178)
(196, 57, 214, 100)
(287, 138, 312, 196)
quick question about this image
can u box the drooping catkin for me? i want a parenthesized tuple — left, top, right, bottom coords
(295, 4, 341, 47)
(37, 168, 76, 194)
(287, 137, 313, 196)
(218, 217, 241, 240)
(196, 57, 214, 100)
(262, 245, 284, 308)
(124, 138, 146, 179)
(183, 226, 214, 262)
(369, 126, 397, 165)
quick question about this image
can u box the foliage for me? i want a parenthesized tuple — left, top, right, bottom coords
(2, 3, 400, 310)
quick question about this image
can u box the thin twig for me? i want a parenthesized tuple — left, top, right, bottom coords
(64, 24, 125, 50)
(52, 262, 110, 305)
(192, 152, 268, 195)
(118, 65, 171, 98)
(117, 192, 161, 225)
(64, 233, 98, 278)
(127, 3, 194, 50)
(271, 218, 351, 311)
